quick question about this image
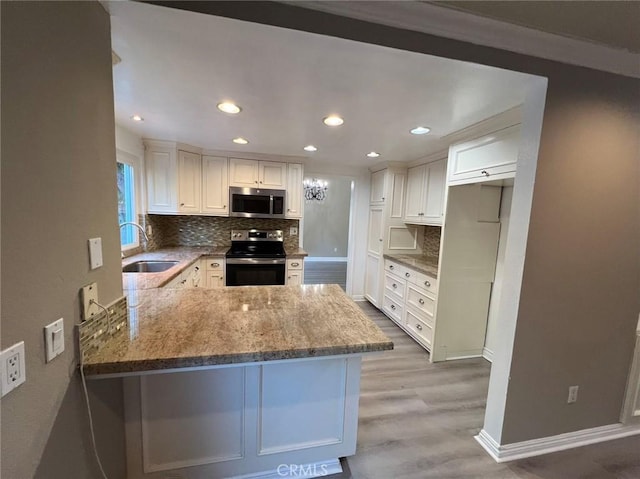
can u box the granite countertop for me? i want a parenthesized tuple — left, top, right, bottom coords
(383, 254, 439, 279)
(285, 248, 308, 258)
(83, 284, 393, 376)
(122, 246, 228, 290)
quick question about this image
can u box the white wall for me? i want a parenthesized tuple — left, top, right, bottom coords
(484, 186, 513, 360)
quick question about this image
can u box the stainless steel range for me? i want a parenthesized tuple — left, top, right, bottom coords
(225, 229, 286, 286)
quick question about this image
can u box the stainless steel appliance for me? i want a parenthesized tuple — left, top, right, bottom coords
(229, 187, 286, 219)
(225, 229, 286, 286)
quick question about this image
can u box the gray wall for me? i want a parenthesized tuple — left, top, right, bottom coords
(178, 1, 640, 444)
(303, 176, 352, 257)
(1, 2, 126, 478)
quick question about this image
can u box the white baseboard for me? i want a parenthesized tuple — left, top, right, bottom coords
(352, 295, 365, 301)
(304, 257, 348, 263)
(482, 347, 494, 363)
(229, 459, 342, 479)
(475, 423, 640, 463)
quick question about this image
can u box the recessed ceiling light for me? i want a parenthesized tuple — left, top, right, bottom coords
(410, 126, 431, 135)
(217, 102, 241, 114)
(367, 152, 380, 158)
(131, 115, 144, 122)
(323, 115, 344, 127)
(232, 137, 249, 145)
(303, 145, 318, 152)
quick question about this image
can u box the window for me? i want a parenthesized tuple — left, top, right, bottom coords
(117, 161, 137, 249)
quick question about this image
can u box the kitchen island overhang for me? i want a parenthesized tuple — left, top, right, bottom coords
(83, 284, 393, 479)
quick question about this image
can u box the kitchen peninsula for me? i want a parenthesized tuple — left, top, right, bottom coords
(84, 283, 392, 479)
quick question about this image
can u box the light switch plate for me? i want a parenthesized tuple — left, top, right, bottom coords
(81, 282, 99, 321)
(44, 318, 64, 362)
(88, 237, 103, 269)
(290, 226, 298, 235)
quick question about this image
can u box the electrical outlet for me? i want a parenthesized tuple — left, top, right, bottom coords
(567, 385, 579, 404)
(81, 282, 99, 321)
(1, 341, 26, 397)
(290, 226, 298, 236)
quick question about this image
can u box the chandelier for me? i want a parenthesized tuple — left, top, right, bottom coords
(303, 178, 328, 201)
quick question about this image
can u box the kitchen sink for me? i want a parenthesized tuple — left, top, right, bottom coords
(122, 260, 179, 273)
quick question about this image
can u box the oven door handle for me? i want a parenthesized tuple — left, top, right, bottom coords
(226, 258, 286, 265)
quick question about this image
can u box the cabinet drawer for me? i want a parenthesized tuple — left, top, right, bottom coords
(384, 260, 408, 278)
(406, 285, 435, 318)
(382, 295, 404, 324)
(206, 259, 224, 271)
(406, 308, 433, 347)
(286, 259, 304, 270)
(414, 271, 438, 295)
(384, 273, 406, 301)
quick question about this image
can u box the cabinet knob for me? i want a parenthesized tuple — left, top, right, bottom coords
(392, 283, 397, 289)
(287, 208, 291, 211)
(223, 205, 227, 208)
(416, 323, 423, 331)
(195, 266, 199, 271)
(379, 238, 383, 242)
(255, 180, 258, 184)
(381, 197, 385, 201)
(389, 265, 394, 270)
(390, 304, 396, 310)
(180, 203, 185, 206)
(287, 276, 291, 279)
(405, 272, 411, 278)
(424, 280, 431, 287)
(212, 263, 219, 267)
(481, 170, 490, 177)
(418, 298, 425, 305)
(291, 262, 299, 267)
(259, 181, 263, 184)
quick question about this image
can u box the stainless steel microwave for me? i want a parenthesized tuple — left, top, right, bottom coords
(229, 187, 287, 219)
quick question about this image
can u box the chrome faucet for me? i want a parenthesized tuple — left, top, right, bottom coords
(119, 222, 150, 244)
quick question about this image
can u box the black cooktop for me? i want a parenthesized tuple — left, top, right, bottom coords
(226, 242, 286, 258)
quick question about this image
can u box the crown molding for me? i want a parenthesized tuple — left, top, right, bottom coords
(293, 1, 640, 79)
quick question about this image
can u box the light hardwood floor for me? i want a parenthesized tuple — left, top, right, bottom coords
(331, 301, 640, 479)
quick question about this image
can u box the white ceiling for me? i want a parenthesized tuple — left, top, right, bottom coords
(109, 1, 533, 168)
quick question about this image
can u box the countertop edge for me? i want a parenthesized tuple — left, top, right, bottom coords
(382, 253, 438, 279)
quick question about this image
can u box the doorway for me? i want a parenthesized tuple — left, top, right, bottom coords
(302, 175, 353, 290)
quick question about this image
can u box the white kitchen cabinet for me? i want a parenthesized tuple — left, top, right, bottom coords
(364, 253, 380, 305)
(206, 258, 225, 288)
(202, 155, 229, 215)
(286, 163, 304, 219)
(178, 150, 202, 214)
(382, 258, 438, 352)
(369, 169, 386, 204)
(286, 258, 304, 286)
(448, 124, 521, 185)
(367, 206, 384, 255)
(404, 159, 446, 226)
(146, 145, 177, 213)
(229, 158, 287, 189)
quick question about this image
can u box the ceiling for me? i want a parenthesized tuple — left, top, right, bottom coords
(109, 1, 533, 168)
(433, 1, 640, 54)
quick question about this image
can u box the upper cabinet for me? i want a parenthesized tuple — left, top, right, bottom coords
(448, 124, 520, 185)
(229, 158, 286, 189)
(201, 155, 229, 215)
(369, 169, 386, 204)
(404, 159, 446, 226)
(144, 141, 301, 217)
(286, 163, 303, 219)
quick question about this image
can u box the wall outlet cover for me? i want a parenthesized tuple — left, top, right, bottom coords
(1, 341, 26, 397)
(88, 237, 103, 270)
(81, 282, 99, 321)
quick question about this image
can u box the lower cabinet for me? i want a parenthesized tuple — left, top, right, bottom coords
(381, 259, 438, 352)
(165, 258, 225, 289)
(205, 258, 225, 288)
(286, 258, 304, 285)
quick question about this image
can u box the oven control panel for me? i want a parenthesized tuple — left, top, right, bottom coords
(231, 229, 283, 241)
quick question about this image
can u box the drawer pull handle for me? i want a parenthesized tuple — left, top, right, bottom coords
(392, 283, 397, 289)
(418, 298, 425, 305)
(481, 170, 490, 177)
(389, 265, 394, 270)
(291, 262, 299, 267)
(424, 280, 431, 287)
(212, 263, 220, 267)
(195, 266, 199, 271)
(390, 304, 396, 310)
(416, 324, 423, 331)
(405, 272, 411, 278)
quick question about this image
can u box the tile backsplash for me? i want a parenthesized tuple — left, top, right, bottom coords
(422, 225, 441, 258)
(78, 295, 128, 363)
(147, 215, 300, 252)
